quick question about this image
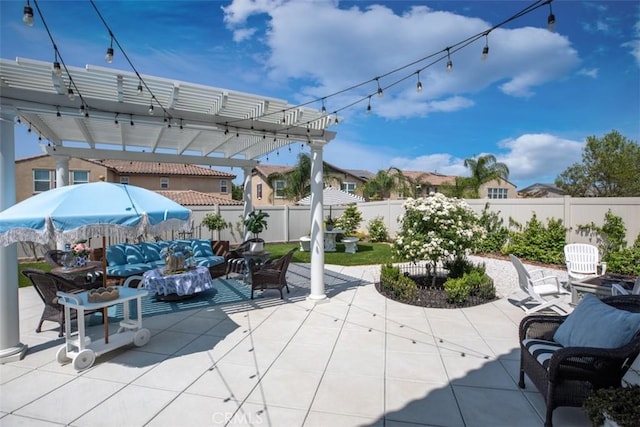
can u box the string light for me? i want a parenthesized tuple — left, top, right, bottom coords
(481, 34, 489, 61)
(22, 1, 34, 26)
(446, 47, 453, 72)
(376, 78, 384, 97)
(321, 98, 327, 114)
(130, 114, 134, 126)
(136, 81, 143, 95)
(67, 87, 75, 101)
(105, 33, 114, 63)
(367, 96, 372, 115)
(547, 2, 556, 32)
(179, 119, 184, 130)
(148, 102, 154, 115)
(416, 71, 423, 92)
(56, 106, 61, 118)
(52, 51, 61, 75)
(114, 113, 119, 126)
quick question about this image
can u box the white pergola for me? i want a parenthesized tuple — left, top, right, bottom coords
(0, 57, 337, 361)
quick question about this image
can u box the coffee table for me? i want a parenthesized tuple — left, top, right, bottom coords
(570, 274, 637, 304)
(142, 266, 214, 301)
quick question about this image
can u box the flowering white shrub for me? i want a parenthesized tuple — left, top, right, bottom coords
(393, 193, 486, 272)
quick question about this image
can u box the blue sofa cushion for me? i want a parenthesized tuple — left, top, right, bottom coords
(191, 239, 214, 258)
(106, 244, 127, 267)
(554, 294, 640, 349)
(193, 256, 224, 268)
(141, 241, 169, 262)
(124, 243, 146, 264)
(106, 263, 151, 277)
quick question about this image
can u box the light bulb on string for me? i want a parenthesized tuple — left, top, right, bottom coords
(105, 36, 114, 63)
(446, 48, 453, 72)
(416, 71, 423, 92)
(376, 78, 383, 97)
(114, 113, 119, 127)
(56, 106, 61, 119)
(547, 2, 556, 32)
(148, 103, 154, 115)
(67, 87, 75, 101)
(481, 35, 489, 61)
(137, 81, 143, 96)
(367, 96, 372, 115)
(53, 51, 61, 75)
(321, 98, 327, 115)
(23, 1, 34, 26)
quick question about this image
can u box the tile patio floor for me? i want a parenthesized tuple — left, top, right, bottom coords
(0, 263, 588, 426)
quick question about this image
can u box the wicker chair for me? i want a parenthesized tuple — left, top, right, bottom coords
(22, 268, 104, 337)
(247, 248, 297, 299)
(225, 238, 265, 278)
(44, 249, 65, 268)
(518, 294, 640, 427)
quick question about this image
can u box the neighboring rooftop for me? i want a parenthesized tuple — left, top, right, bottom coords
(156, 190, 242, 206)
(94, 160, 236, 178)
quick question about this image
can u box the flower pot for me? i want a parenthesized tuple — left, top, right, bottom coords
(250, 241, 264, 252)
(75, 256, 88, 267)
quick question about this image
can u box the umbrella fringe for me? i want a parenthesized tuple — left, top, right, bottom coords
(0, 228, 51, 246)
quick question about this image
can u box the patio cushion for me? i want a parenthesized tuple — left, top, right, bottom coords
(106, 263, 151, 277)
(191, 239, 214, 258)
(106, 244, 127, 266)
(193, 256, 224, 268)
(522, 338, 563, 370)
(553, 294, 640, 349)
(141, 241, 169, 262)
(124, 243, 146, 264)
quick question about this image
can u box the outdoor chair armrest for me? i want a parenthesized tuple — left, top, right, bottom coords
(519, 314, 566, 342)
(530, 274, 565, 292)
(600, 262, 607, 276)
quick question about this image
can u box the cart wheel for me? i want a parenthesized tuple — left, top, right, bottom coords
(56, 346, 71, 364)
(133, 328, 151, 347)
(73, 349, 96, 371)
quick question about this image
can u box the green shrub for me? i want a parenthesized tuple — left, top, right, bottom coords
(335, 204, 363, 236)
(502, 213, 567, 264)
(605, 235, 640, 275)
(475, 203, 508, 253)
(443, 256, 476, 279)
(368, 216, 388, 242)
(444, 269, 495, 304)
(444, 277, 470, 304)
(379, 264, 418, 301)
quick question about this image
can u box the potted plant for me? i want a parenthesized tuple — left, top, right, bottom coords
(202, 212, 230, 255)
(244, 210, 269, 252)
(583, 385, 640, 427)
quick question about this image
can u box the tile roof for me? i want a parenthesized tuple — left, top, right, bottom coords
(402, 171, 456, 185)
(155, 190, 243, 206)
(253, 164, 295, 178)
(92, 160, 236, 178)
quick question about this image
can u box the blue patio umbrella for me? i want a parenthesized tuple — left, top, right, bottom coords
(0, 182, 192, 279)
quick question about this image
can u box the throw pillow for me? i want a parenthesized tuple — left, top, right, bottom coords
(553, 294, 640, 349)
(191, 239, 214, 258)
(106, 244, 127, 266)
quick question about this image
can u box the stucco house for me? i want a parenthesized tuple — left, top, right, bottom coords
(14, 155, 238, 205)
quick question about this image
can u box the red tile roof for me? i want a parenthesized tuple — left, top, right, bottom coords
(253, 164, 295, 178)
(402, 171, 456, 186)
(92, 160, 236, 178)
(156, 190, 243, 206)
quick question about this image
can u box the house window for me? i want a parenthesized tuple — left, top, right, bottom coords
(71, 170, 89, 185)
(257, 183, 263, 199)
(160, 178, 169, 189)
(33, 169, 53, 192)
(341, 182, 356, 194)
(274, 180, 285, 198)
(120, 176, 129, 185)
(220, 179, 228, 193)
(488, 188, 508, 199)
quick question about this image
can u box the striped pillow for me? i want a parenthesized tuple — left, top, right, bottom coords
(523, 338, 563, 370)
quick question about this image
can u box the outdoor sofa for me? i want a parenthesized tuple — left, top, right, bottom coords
(105, 239, 225, 282)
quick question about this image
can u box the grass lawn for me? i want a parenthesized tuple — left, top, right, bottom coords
(17, 262, 51, 288)
(264, 242, 394, 266)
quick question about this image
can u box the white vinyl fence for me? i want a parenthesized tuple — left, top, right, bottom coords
(17, 196, 640, 260)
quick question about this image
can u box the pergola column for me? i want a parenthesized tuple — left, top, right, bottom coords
(242, 166, 253, 241)
(0, 107, 28, 362)
(308, 139, 328, 302)
(54, 155, 69, 250)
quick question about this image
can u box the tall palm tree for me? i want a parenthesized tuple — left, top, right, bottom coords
(438, 176, 475, 198)
(463, 154, 510, 198)
(266, 153, 335, 202)
(358, 167, 410, 200)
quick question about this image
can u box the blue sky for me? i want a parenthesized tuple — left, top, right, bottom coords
(2, 0, 639, 188)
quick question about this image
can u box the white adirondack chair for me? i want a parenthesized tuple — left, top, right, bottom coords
(612, 276, 640, 296)
(510, 254, 569, 314)
(564, 243, 606, 281)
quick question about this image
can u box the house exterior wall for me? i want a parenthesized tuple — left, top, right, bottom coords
(478, 179, 517, 199)
(15, 157, 108, 203)
(16, 156, 232, 202)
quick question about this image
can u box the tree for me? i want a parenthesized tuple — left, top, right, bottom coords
(358, 167, 410, 200)
(439, 176, 475, 198)
(463, 154, 510, 198)
(231, 183, 243, 200)
(267, 153, 313, 202)
(555, 130, 640, 197)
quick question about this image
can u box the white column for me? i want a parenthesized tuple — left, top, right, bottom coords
(54, 155, 69, 188)
(54, 155, 70, 250)
(0, 107, 28, 362)
(242, 166, 253, 241)
(308, 140, 328, 301)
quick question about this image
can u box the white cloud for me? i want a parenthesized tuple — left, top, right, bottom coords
(622, 21, 640, 67)
(390, 153, 467, 176)
(223, 1, 580, 115)
(496, 134, 584, 184)
(578, 68, 599, 78)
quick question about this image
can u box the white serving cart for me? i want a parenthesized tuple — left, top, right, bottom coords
(56, 286, 151, 371)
